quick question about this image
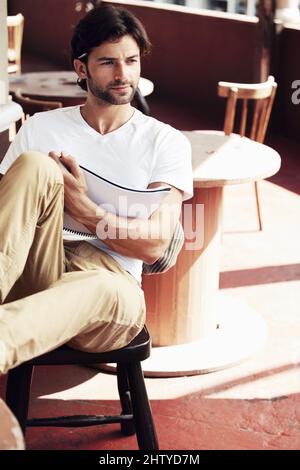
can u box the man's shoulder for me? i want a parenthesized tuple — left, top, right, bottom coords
(31, 105, 78, 125)
(134, 109, 184, 139)
(136, 111, 190, 150)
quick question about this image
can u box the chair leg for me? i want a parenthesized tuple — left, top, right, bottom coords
(5, 363, 34, 435)
(134, 88, 151, 115)
(117, 363, 135, 436)
(126, 361, 159, 450)
(254, 181, 263, 231)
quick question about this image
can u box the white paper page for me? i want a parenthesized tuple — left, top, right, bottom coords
(63, 165, 170, 240)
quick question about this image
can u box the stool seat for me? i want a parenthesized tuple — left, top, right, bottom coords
(6, 326, 159, 450)
(26, 326, 150, 365)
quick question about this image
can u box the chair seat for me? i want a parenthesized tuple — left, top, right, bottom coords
(25, 326, 151, 366)
(8, 64, 18, 74)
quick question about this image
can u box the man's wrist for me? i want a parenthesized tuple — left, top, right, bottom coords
(72, 194, 107, 228)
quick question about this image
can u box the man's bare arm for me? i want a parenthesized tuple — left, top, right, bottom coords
(75, 184, 183, 265)
(48, 152, 183, 265)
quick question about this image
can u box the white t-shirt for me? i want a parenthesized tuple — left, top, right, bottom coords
(0, 106, 193, 282)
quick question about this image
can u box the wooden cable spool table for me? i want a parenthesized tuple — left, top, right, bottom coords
(141, 130, 281, 377)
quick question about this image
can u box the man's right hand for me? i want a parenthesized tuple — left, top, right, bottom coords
(47, 151, 105, 229)
(48, 151, 87, 192)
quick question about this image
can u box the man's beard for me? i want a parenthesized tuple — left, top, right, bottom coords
(87, 77, 137, 105)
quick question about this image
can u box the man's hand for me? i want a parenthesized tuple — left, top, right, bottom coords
(47, 151, 183, 264)
(48, 151, 90, 220)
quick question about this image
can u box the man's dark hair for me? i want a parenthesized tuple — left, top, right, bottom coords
(71, 3, 151, 91)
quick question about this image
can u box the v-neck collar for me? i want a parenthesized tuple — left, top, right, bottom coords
(76, 106, 137, 138)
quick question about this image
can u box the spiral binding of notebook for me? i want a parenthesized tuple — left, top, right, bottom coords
(62, 228, 98, 241)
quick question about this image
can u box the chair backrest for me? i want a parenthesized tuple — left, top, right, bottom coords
(218, 75, 277, 143)
(12, 89, 63, 131)
(7, 14, 24, 74)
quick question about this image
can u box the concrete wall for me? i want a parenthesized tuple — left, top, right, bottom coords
(8, 0, 262, 122)
(273, 24, 300, 140)
(8, 0, 85, 68)
(108, 1, 261, 111)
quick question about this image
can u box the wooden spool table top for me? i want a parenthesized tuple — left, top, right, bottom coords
(182, 130, 281, 188)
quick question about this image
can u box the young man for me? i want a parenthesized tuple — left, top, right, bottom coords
(0, 5, 193, 374)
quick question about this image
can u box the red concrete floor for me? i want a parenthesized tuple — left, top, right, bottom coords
(1, 101, 300, 450)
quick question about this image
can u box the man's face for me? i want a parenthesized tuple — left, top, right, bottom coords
(83, 34, 141, 105)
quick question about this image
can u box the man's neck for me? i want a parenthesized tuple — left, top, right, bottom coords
(80, 98, 134, 135)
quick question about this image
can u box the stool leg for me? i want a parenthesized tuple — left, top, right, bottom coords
(6, 363, 34, 435)
(126, 361, 159, 450)
(117, 363, 135, 436)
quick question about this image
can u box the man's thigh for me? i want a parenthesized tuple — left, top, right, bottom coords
(63, 241, 146, 352)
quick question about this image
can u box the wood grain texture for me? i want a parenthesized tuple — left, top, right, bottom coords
(143, 130, 281, 347)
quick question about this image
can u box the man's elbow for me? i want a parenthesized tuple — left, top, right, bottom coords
(143, 251, 160, 266)
(142, 239, 168, 265)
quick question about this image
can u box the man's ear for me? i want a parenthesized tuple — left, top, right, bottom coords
(73, 59, 88, 79)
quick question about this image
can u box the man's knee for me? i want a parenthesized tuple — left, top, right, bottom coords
(92, 272, 145, 325)
(106, 275, 145, 325)
(15, 151, 63, 184)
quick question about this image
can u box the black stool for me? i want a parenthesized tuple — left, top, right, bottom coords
(5, 326, 159, 450)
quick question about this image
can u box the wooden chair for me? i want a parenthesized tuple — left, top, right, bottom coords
(7, 14, 24, 75)
(134, 87, 150, 115)
(218, 75, 277, 231)
(12, 89, 63, 133)
(5, 326, 159, 450)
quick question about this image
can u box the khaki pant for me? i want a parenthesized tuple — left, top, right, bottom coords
(0, 152, 146, 374)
